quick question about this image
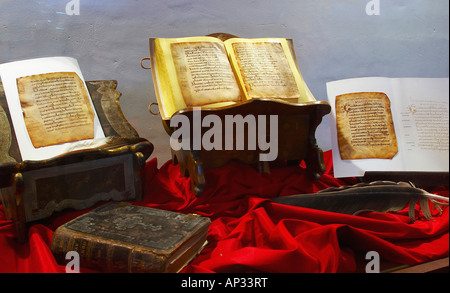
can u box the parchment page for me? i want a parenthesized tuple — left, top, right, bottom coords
(335, 92, 398, 160)
(232, 41, 300, 99)
(170, 41, 242, 107)
(0, 57, 104, 161)
(225, 38, 315, 103)
(392, 78, 449, 172)
(17, 72, 94, 148)
(327, 77, 404, 177)
(153, 37, 242, 119)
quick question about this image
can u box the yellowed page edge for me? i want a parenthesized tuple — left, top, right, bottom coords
(154, 38, 186, 120)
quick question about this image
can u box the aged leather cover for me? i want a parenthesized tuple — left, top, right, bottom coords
(51, 202, 210, 273)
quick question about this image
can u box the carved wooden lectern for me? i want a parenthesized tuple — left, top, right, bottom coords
(163, 99, 330, 194)
(0, 80, 153, 242)
(144, 33, 331, 195)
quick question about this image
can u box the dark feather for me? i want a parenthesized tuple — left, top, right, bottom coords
(272, 181, 449, 221)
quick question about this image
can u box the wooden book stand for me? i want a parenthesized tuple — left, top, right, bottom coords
(144, 33, 331, 195)
(162, 99, 331, 195)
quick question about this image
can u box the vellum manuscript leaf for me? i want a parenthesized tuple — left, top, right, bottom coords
(230, 41, 301, 100)
(171, 41, 242, 107)
(17, 72, 95, 148)
(335, 92, 398, 160)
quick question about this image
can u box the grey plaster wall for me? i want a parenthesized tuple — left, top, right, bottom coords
(1, 0, 448, 165)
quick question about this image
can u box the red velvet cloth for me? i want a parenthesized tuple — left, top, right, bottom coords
(0, 150, 448, 273)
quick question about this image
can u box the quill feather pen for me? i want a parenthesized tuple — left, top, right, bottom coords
(272, 181, 449, 221)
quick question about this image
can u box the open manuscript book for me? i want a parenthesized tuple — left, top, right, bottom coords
(327, 77, 449, 178)
(149, 36, 317, 120)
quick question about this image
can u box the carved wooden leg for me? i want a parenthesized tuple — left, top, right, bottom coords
(257, 160, 271, 175)
(172, 149, 190, 177)
(171, 149, 179, 165)
(188, 150, 205, 196)
(133, 152, 146, 202)
(0, 173, 27, 243)
(172, 149, 205, 195)
(305, 137, 326, 181)
(7, 173, 27, 244)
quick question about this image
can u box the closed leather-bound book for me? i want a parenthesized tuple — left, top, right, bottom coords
(51, 202, 210, 273)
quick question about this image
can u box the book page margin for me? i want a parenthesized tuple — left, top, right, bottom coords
(391, 77, 449, 172)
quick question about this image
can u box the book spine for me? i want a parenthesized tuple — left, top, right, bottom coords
(51, 228, 167, 273)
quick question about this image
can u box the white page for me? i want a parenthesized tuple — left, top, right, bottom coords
(326, 77, 406, 177)
(392, 78, 449, 172)
(0, 57, 105, 161)
(327, 77, 449, 178)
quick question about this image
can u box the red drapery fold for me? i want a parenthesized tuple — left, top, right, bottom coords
(0, 151, 448, 273)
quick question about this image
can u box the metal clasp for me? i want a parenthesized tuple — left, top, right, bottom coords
(148, 102, 160, 115)
(140, 57, 151, 70)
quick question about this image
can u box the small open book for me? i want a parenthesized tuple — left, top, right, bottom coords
(149, 36, 317, 120)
